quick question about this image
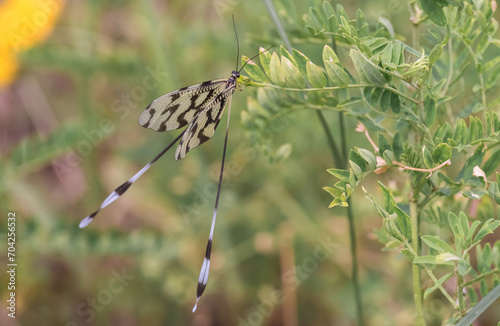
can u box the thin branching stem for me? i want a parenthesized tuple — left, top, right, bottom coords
(462, 269, 500, 287)
(340, 108, 365, 326)
(316, 112, 343, 167)
(407, 3, 426, 323)
(251, 82, 420, 104)
(410, 195, 426, 326)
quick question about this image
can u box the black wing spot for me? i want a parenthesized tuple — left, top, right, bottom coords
(115, 181, 132, 195)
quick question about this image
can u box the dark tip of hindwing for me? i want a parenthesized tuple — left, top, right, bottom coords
(197, 281, 207, 298)
(205, 239, 212, 259)
(115, 181, 132, 196)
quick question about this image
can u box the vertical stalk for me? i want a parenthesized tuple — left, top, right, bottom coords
(346, 197, 364, 326)
(411, 192, 425, 326)
(320, 104, 364, 326)
(339, 109, 364, 326)
(316, 111, 343, 166)
(262, 1, 364, 324)
(408, 2, 426, 324)
(457, 274, 465, 314)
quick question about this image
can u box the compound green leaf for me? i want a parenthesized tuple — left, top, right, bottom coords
(350, 49, 386, 85)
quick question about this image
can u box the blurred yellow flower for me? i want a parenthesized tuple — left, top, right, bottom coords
(0, 0, 64, 87)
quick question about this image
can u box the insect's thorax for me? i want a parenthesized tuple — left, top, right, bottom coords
(226, 70, 240, 88)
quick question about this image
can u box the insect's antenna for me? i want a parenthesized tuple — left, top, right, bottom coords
(238, 44, 275, 73)
(232, 15, 239, 72)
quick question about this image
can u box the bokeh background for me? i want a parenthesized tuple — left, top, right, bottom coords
(0, 0, 499, 325)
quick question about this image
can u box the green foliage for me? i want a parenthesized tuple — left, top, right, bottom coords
(5, 0, 500, 324)
(242, 0, 500, 324)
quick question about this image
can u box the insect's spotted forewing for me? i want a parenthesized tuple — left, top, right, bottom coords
(176, 83, 237, 159)
(139, 80, 227, 131)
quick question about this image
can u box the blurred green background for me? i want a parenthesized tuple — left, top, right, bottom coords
(0, 0, 498, 325)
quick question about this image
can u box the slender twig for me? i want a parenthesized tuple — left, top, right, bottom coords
(358, 122, 451, 176)
(457, 273, 465, 314)
(462, 268, 500, 287)
(393, 160, 451, 176)
(317, 111, 343, 167)
(356, 123, 379, 152)
(337, 54, 365, 326)
(407, 8, 426, 321)
(366, 193, 459, 309)
(346, 196, 364, 326)
(262, 0, 292, 51)
(410, 196, 426, 326)
(251, 82, 421, 104)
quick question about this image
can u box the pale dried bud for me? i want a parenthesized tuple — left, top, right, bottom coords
(374, 156, 389, 174)
(376, 156, 386, 167)
(355, 122, 366, 133)
(473, 166, 486, 182)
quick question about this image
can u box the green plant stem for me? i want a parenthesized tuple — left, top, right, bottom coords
(339, 113, 347, 164)
(373, 194, 458, 309)
(335, 35, 364, 325)
(318, 110, 364, 326)
(457, 273, 465, 314)
(462, 268, 500, 287)
(346, 197, 364, 326)
(338, 109, 364, 326)
(408, 9, 426, 323)
(410, 196, 426, 326)
(316, 111, 343, 166)
(251, 82, 420, 104)
(423, 268, 457, 308)
(262, 0, 292, 51)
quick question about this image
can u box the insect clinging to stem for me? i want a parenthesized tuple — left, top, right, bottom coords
(79, 16, 274, 312)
